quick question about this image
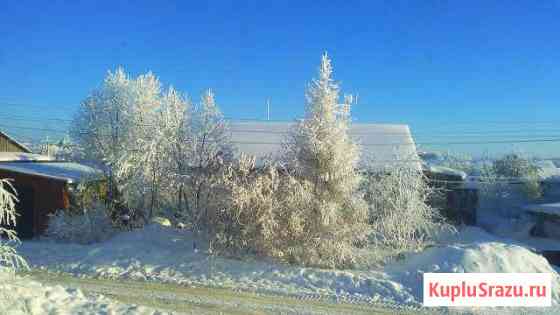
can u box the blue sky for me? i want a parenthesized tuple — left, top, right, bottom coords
(1, 1, 560, 157)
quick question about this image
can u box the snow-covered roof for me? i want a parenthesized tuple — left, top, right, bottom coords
(229, 121, 420, 170)
(0, 130, 32, 153)
(424, 165, 467, 180)
(0, 162, 103, 183)
(524, 203, 560, 217)
(535, 160, 560, 182)
(0, 152, 53, 162)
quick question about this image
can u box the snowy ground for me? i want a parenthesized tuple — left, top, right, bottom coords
(16, 224, 560, 314)
(27, 270, 410, 315)
(0, 268, 165, 315)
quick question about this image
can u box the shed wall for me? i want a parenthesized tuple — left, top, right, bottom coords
(0, 169, 68, 236)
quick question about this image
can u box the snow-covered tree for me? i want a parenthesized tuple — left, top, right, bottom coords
(0, 180, 27, 271)
(362, 162, 449, 254)
(147, 87, 192, 217)
(186, 89, 233, 229)
(279, 53, 369, 267)
(72, 68, 163, 216)
(39, 135, 75, 161)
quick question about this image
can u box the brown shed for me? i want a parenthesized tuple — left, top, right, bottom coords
(0, 130, 32, 153)
(0, 160, 102, 238)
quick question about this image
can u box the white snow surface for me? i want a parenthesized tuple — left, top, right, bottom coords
(0, 152, 52, 162)
(0, 161, 103, 183)
(17, 224, 560, 312)
(424, 165, 467, 180)
(0, 269, 161, 315)
(525, 202, 560, 217)
(229, 121, 421, 171)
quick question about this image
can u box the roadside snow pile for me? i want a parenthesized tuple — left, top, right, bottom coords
(0, 269, 162, 315)
(388, 242, 560, 302)
(18, 224, 560, 309)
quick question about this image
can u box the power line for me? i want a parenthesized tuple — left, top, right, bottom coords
(3, 123, 560, 145)
(1, 101, 560, 128)
(5, 123, 560, 147)
(0, 115, 73, 124)
(3, 113, 560, 139)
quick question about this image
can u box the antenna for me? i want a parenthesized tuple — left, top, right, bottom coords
(266, 99, 270, 121)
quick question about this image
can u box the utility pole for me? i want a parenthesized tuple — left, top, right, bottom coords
(266, 98, 270, 121)
(45, 135, 50, 157)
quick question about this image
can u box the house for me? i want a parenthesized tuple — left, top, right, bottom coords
(0, 130, 32, 153)
(0, 153, 102, 238)
(228, 121, 421, 171)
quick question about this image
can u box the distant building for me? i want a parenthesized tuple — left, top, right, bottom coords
(0, 130, 32, 153)
(228, 121, 421, 171)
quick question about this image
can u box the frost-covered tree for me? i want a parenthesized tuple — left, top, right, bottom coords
(72, 68, 135, 165)
(280, 53, 369, 267)
(187, 89, 233, 229)
(72, 68, 163, 215)
(73, 67, 237, 224)
(149, 87, 192, 217)
(0, 180, 27, 271)
(362, 162, 449, 255)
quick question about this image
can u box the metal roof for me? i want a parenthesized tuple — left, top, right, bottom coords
(228, 121, 420, 170)
(0, 161, 103, 183)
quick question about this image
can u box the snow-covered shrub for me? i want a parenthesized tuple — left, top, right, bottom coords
(0, 179, 27, 271)
(436, 151, 474, 174)
(46, 201, 114, 244)
(362, 163, 451, 255)
(211, 154, 365, 268)
(492, 153, 542, 199)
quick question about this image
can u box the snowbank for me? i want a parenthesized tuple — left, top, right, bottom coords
(20, 225, 417, 306)
(0, 269, 162, 315)
(388, 242, 560, 299)
(18, 224, 560, 311)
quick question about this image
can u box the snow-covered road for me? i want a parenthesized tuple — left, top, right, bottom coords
(26, 270, 412, 315)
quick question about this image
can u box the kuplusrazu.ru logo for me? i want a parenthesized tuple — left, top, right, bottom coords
(423, 273, 551, 307)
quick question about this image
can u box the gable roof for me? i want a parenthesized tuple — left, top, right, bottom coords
(0, 130, 32, 153)
(228, 121, 420, 171)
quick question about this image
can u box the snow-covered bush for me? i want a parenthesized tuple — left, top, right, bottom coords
(492, 153, 542, 199)
(46, 201, 115, 244)
(436, 151, 474, 174)
(0, 179, 27, 271)
(211, 154, 365, 268)
(474, 153, 542, 221)
(362, 163, 451, 255)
